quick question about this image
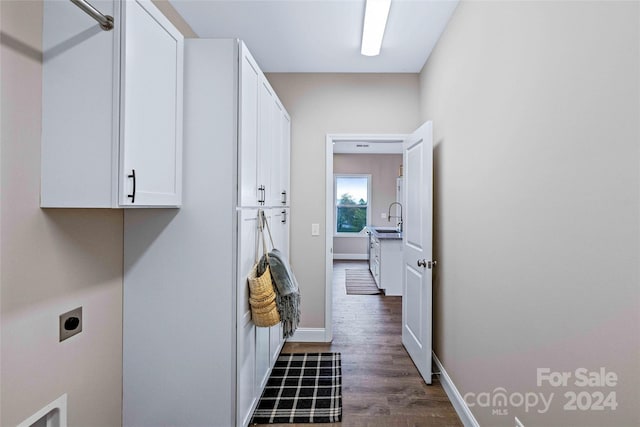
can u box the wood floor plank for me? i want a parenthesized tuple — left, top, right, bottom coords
(252, 261, 462, 427)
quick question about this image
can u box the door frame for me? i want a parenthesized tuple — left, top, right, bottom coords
(324, 133, 407, 340)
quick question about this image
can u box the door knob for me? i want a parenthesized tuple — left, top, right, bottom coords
(417, 259, 426, 267)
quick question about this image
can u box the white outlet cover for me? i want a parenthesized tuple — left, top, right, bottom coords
(311, 223, 320, 236)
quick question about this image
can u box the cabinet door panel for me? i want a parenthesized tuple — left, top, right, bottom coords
(257, 81, 273, 206)
(269, 100, 283, 206)
(237, 210, 258, 426)
(256, 211, 274, 390)
(281, 112, 291, 206)
(270, 323, 282, 364)
(238, 320, 256, 427)
(256, 326, 270, 390)
(273, 208, 289, 259)
(239, 44, 260, 207)
(120, 0, 183, 207)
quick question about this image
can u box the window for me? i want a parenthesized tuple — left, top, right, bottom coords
(335, 174, 371, 235)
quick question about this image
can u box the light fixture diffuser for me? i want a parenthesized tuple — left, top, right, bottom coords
(361, 0, 392, 56)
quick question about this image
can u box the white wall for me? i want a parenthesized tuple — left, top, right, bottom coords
(266, 73, 420, 328)
(1, 2, 123, 425)
(333, 153, 402, 257)
(419, 1, 639, 426)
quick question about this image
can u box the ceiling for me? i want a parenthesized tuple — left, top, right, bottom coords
(169, 0, 459, 73)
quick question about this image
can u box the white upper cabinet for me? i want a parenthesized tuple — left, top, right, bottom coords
(238, 44, 260, 207)
(238, 42, 290, 208)
(119, 0, 183, 206)
(41, 0, 183, 208)
(257, 80, 274, 206)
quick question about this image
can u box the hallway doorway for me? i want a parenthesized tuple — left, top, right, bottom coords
(324, 134, 406, 340)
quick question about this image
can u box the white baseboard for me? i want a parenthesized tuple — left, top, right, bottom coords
(286, 328, 328, 342)
(333, 253, 368, 260)
(433, 352, 480, 427)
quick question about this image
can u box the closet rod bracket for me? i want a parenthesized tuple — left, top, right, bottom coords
(70, 0, 114, 31)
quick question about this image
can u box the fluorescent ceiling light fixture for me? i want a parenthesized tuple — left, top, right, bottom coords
(361, 0, 392, 56)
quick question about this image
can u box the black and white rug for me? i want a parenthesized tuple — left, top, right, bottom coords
(251, 352, 342, 424)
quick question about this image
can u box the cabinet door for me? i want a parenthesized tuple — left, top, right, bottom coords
(281, 111, 291, 206)
(268, 209, 287, 363)
(257, 80, 274, 206)
(239, 43, 260, 207)
(369, 234, 375, 274)
(256, 211, 274, 390)
(119, 0, 183, 207)
(279, 208, 290, 259)
(237, 210, 258, 426)
(269, 100, 283, 207)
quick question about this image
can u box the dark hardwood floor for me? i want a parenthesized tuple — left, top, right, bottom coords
(253, 261, 463, 427)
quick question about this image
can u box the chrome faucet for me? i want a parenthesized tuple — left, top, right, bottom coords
(387, 202, 403, 233)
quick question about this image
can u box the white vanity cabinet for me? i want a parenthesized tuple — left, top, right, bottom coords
(238, 43, 291, 208)
(369, 233, 381, 286)
(368, 230, 403, 296)
(41, 0, 183, 208)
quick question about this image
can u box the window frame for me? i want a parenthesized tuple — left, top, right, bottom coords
(334, 173, 372, 237)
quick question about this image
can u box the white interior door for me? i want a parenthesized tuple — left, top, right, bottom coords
(401, 121, 433, 384)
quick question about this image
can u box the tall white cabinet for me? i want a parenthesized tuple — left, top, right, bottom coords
(239, 45, 291, 208)
(41, 0, 183, 208)
(123, 39, 291, 427)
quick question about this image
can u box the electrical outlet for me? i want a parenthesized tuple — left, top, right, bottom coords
(515, 416, 525, 427)
(59, 307, 82, 342)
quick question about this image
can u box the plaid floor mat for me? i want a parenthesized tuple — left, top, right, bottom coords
(251, 352, 342, 424)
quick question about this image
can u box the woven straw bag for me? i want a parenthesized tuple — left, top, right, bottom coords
(247, 210, 280, 327)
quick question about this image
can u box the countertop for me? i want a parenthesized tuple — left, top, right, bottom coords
(366, 226, 403, 240)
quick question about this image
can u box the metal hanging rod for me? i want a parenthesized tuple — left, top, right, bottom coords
(70, 0, 114, 31)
